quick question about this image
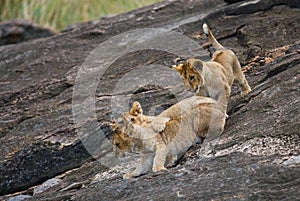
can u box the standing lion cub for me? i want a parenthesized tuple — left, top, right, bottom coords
(112, 96, 226, 179)
(173, 23, 251, 108)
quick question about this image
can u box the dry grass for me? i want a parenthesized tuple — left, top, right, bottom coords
(0, 0, 161, 31)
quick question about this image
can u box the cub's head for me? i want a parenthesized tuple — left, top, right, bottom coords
(110, 101, 145, 157)
(172, 58, 204, 93)
(110, 120, 133, 158)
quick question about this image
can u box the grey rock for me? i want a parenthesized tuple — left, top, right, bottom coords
(0, 0, 299, 200)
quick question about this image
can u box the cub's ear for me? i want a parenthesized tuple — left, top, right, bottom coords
(130, 101, 143, 116)
(193, 60, 203, 72)
(173, 57, 186, 65)
(172, 64, 183, 73)
(150, 117, 170, 133)
(109, 120, 118, 131)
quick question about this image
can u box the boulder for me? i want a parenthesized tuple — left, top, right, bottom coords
(0, 19, 55, 46)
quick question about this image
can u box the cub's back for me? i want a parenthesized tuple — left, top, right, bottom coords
(157, 96, 225, 147)
(159, 96, 219, 119)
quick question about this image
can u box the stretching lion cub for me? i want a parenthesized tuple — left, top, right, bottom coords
(173, 23, 251, 108)
(112, 96, 226, 179)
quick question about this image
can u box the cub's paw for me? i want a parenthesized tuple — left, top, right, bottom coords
(199, 142, 216, 157)
(241, 88, 251, 97)
(166, 155, 177, 168)
(152, 166, 167, 172)
(123, 172, 136, 179)
(166, 161, 176, 168)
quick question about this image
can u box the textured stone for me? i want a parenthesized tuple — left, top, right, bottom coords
(0, 0, 299, 200)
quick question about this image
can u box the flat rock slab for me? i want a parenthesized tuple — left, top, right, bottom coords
(0, 0, 299, 199)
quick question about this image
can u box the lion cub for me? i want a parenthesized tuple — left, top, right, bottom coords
(112, 96, 226, 179)
(173, 23, 251, 108)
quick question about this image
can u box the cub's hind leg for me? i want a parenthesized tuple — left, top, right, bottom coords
(199, 109, 226, 157)
(166, 154, 177, 168)
(199, 125, 223, 157)
(199, 138, 219, 157)
(239, 76, 251, 97)
(232, 56, 251, 97)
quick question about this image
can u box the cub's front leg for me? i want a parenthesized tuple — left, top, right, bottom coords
(152, 143, 168, 172)
(123, 153, 154, 179)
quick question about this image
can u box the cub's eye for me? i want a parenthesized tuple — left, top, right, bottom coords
(189, 75, 195, 81)
(130, 118, 135, 122)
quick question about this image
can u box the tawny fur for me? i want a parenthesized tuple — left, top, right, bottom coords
(173, 58, 230, 109)
(173, 23, 251, 108)
(112, 96, 225, 179)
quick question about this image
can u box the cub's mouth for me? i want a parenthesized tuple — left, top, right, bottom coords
(186, 84, 199, 93)
(195, 85, 200, 93)
(194, 84, 209, 97)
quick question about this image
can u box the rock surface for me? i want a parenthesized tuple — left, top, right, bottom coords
(0, 0, 299, 200)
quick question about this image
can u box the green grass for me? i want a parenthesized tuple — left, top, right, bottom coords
(0, 0, 161, 31)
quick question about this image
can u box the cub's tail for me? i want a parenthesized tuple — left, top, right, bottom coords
(203, 23, 225, 50)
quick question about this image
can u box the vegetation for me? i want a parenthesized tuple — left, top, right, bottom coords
(0, 0, 161, 31)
